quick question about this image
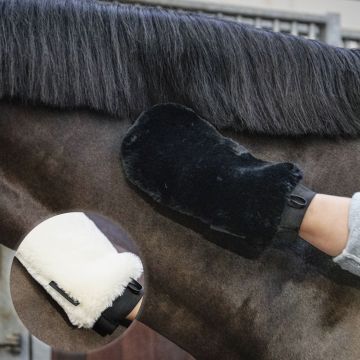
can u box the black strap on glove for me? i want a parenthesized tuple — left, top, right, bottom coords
(93, 279, 144, 336)
(276, 183, 316, 241)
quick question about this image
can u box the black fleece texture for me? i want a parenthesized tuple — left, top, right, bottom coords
(121, 103, 303, 248)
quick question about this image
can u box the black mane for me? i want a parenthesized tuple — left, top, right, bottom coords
(1, 0, 360, 136)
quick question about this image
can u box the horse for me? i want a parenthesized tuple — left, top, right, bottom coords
(1, 0, 360, 358)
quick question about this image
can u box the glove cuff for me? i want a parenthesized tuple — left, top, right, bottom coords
(93, 278, 144, 336)
(276, 183, 316, 241)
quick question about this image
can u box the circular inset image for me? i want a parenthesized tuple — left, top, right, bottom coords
(10, 212, 145, 353)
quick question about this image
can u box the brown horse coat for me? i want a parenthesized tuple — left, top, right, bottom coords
(1, 101, 360, 359)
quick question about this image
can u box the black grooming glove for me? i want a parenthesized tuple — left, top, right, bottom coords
(121, 103, 316, 249)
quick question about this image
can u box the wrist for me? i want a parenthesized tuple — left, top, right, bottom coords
(126, 297, 143, 321)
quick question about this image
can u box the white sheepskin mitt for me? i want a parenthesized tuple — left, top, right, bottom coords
(16, 212, 143, 331)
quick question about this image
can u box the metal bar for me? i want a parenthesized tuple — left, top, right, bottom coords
(273, 18, 280, 32)
(291, 21, 298, 36)
(324, 12, 342, 46)
(309, 23, 317, 39)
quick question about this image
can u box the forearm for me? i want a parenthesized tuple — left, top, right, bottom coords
(299, 194, 351, 256)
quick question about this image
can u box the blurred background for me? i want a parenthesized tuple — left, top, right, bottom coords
(128, 0, 360, 48)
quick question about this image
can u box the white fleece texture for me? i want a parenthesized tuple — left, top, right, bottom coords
(16, 212, 143, 329)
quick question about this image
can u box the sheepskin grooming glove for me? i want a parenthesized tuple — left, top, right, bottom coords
(121, 103, 316, 250)
(16, 212, 143, 336)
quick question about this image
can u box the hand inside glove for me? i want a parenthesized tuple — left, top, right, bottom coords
(121, 103, 316, 251)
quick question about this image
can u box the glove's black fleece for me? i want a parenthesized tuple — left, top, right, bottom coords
(121, 103, 303, 248)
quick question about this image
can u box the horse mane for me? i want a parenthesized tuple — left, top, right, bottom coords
(1, 0, 360, 136)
